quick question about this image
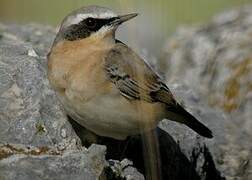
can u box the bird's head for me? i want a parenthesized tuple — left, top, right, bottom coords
(54, 6, 138, 44)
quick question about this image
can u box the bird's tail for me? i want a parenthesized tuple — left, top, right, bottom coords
(165, 103, 213, 138)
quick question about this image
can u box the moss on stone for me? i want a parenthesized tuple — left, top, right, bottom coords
(35, 122, 46, 135)
(222, 58, 252, 112)
(0, 144, 61, 160)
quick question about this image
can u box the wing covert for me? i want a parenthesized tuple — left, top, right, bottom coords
(105, 42, 174, 105)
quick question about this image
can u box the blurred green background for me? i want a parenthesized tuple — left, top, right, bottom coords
(0, 0, 251, 54)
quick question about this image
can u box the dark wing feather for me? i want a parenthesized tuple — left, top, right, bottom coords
(104, 42, 174, 105)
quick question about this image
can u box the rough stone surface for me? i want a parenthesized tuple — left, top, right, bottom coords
(162, 6, 252, 114)
(107, 159, 145, 180)
(161, 5, 252, 180)
(159, 83, 226, 180)
(0, 144, 106, 180)
(0, 23, 81, 150)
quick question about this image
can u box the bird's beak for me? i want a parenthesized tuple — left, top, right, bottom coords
(110, 13, 138, 26)
(118, 13, 138, 23)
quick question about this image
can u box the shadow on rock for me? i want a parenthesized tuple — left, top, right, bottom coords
(70, 118, 224, 180)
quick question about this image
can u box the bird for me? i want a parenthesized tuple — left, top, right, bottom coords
(47, 5, 213, 140)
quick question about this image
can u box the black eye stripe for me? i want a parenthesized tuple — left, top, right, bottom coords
(62, 17, 118, 41)
(81, 17, 117, 30)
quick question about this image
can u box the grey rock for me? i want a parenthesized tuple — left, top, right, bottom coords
(158, 83, 226, 180)
(0, 23, 80, 150)
(161, 5, 252, 115)
(0, 23, 55, 57)
(161, 5, 252, 180)
(0, 144, 106, 180)
(107, 159, 145, 180)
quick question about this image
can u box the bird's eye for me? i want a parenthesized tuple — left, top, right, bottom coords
(85, 18, 97, 28)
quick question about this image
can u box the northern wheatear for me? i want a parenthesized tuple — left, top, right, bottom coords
(47, 6, 213, 140)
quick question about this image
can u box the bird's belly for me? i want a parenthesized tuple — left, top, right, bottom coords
(59, 93, 153, 140)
